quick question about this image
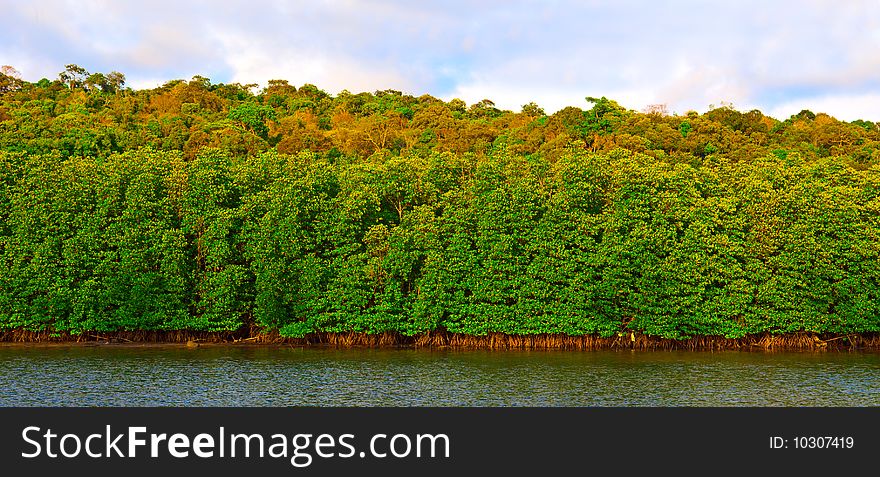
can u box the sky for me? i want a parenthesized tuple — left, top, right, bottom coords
(2, 0, 879, 121)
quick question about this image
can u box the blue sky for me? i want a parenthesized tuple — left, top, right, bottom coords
(2, 0, 879, 120)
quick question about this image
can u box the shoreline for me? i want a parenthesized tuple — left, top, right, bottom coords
(1, 330, 878, 351)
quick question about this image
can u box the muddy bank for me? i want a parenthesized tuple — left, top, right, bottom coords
(1, 329, 878, 350)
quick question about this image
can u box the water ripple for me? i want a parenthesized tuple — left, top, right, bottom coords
(1, 347, 877, 406)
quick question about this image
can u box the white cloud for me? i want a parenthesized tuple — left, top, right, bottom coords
(125, 77, 171, 91)
(445, 79, 656, 115)
(209, 30, 417, 94)
(768, 93, 880, 122)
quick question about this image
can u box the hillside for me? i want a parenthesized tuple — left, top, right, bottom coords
(1, 65, 879, 343)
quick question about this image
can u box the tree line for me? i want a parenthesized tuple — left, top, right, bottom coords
(0, 65, 878, 339)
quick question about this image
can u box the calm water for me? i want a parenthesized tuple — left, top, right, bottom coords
(0, 345, 877, 406)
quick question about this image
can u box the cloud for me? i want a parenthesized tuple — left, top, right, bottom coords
(209, 29, 418, 94)
(768, 93, 880, 122)
(1, 0, 878, 120)
(444, 75, 659, 115)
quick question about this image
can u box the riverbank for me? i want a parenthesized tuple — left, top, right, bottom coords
(1, 329, 878, 350)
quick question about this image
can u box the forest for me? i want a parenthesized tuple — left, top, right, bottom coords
(1, 64, 879, 344)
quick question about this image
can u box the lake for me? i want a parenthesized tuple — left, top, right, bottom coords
(1, 345, 877, 406)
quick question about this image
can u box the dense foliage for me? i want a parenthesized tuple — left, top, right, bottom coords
(1, 65, 879, 339)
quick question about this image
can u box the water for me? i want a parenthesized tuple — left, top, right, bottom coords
(1, 345, 878, 406)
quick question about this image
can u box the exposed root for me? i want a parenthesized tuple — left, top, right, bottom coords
(1, 328, 878, 350)
(0, 329, 246, 344)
